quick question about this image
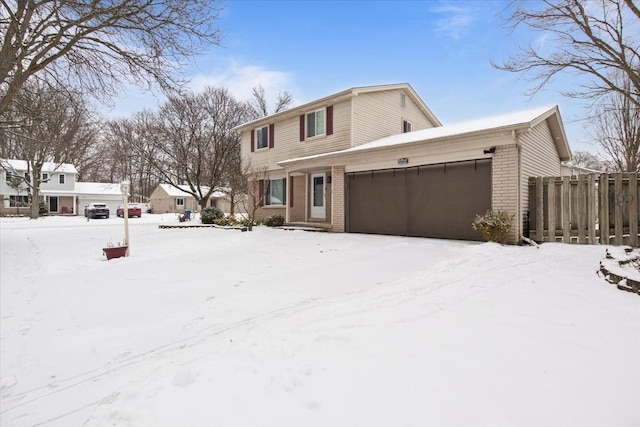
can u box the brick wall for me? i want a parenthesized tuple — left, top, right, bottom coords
(290, 175, 306, 222)
(491, 144, 519, 244)
(331, 166, 345, 232)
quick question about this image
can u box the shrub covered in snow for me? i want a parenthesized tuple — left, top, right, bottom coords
(263, 214, 284, 227)
(472, 210, 513, 244)
(200, 207, 224, 224)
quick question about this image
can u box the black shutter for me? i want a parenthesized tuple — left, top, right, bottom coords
(299, 114, 305, 141)
(250, 130, 255, 152)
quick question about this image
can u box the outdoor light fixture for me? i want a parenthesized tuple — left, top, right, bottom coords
(484, 147, 496, 154)
(398, 157, 409, 165)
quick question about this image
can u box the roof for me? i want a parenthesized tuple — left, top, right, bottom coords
(74, 182, 124, 196)
(234, 83, 442, 131)
(158, 184, 226, 198)
(279, 105, 571, 166)
(1, 159, 78, 174)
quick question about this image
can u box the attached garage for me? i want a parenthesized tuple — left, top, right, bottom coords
(346, 159, 492, 240)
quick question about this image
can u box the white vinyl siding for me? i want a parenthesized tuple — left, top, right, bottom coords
(519, 120, 561, 216)
(351, 90, 437, 147)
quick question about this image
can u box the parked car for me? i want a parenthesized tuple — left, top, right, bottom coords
(117, 204, 142, 218)
(85, 203, 110, 219)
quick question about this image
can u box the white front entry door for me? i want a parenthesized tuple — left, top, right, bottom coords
(310, 172, 326, 219)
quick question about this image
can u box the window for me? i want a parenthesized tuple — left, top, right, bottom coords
(5, 171, 18, 182)
(175, 198, 185, 207)
(256, 126, 269, 149)
(59, 174, 65, 184)
(24, 172, 31, 183)
(403, 120, 412, 133)
(9, 195, 29, 207)
(42, 173, 48, 181)
(265, 178, 286, 206)
(306, 109, 325, 138)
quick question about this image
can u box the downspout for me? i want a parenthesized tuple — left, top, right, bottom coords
(514, 129, 537, 247)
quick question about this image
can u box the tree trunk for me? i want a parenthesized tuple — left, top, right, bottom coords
(30, 185, 40, 219)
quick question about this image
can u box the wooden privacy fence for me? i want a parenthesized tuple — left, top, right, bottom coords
(528, 173, 639, 246)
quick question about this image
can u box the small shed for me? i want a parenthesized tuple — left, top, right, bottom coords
(149, 184, 230, 214)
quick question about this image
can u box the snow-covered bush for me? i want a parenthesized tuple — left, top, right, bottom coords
(472, 210, 513, 244)
(263, 214, 284, 227)
(200, 207, 224, 224)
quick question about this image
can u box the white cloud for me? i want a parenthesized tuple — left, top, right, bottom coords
(430, 2, 476, 40)
(189, 59, 298, 105)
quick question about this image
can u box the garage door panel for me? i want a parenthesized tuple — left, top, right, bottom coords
(347, 170, 406, 235)
(347, 159, 492, 241)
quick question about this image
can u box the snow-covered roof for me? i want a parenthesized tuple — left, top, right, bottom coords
(1, 159, 78, 174)
(159, 184, 226, 198)
(280, 105, 570, 165)
(74, 182, 124, 196)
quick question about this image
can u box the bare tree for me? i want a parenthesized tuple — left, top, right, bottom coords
(494, 0, 640, 108)
(146, 86, 250, 211)
(0, 82, 96, 218)
(0, 0, 223, 116)
(590, 79, 640, 171)
(571, 151, 608, 171)
(238, 161, 268, 231)
(248, 84, 294, 120)
(102, 112, 159, 201)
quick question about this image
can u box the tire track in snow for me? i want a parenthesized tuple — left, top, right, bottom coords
(1, 245, 551, 426)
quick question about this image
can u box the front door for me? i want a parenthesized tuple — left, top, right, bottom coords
(49, 196, 58, 213)
(310, 173, 326, 219)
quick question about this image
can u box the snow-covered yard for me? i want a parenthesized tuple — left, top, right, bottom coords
(1, 214, 638, 426)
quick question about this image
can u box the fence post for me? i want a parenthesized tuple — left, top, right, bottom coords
(536, 176, 544, 242)
(547, 177, 556, 242)
(630, 173, 638, 247)
(600, 173, 609, 244)
(577, 175, 587, 243)
(614, 174, 624, 245)
(587, 173, 597, 244)
(562, 176, 571, 243)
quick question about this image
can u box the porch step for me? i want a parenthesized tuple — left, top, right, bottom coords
(281, 222, 331, 232)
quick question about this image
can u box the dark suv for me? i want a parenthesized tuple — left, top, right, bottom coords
(85, 203, 110, 219)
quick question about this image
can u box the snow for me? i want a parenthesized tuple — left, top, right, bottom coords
(158, 184, 226, 198)
(73, 182, 123, 196)
(1, 159, 78, 174)
(1, 214, 639, 426)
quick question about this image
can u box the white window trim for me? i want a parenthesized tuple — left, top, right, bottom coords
(42, 173, 48, 181)
(305, 108, 326, 140)
(175, 198, 185, 207)
(264, 178, 286, 206)
(255, 125, 269, 150)
(402, 119, 412, 133)
(59, 174, 65, 184)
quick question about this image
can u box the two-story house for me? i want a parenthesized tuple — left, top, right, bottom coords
(1, 159, 79, 215)
(1, 159, 125, 216)
(237, 83, 571, 244)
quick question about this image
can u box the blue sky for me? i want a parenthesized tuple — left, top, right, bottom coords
(109, 0, 592, 152)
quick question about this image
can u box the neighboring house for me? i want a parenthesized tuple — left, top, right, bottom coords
(149, 184, 232, 214)
(235, 83, 571, 244)
(1, 159, 126, 216)
(561, 162, 602, 176)
(1, 159, 77, 215)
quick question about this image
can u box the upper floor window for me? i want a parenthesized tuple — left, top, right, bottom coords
(306, 109, 325, 138)
(24, 172, 31, 183)
(256, 126, 269, 149)
(5, 171, 18, 182)
(59, 174, 65, 184)
(42, 173, 48, 181)
(403, 120, 412, 133)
